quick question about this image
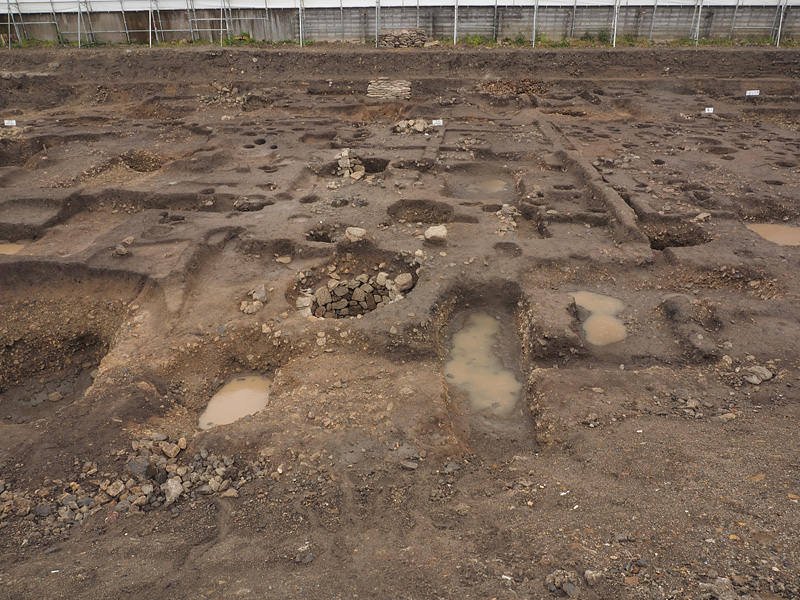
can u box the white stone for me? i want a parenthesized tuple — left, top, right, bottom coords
(394, 273, 414, 292)
(163, 477, 183, 505)
(345, 227, 367, 243)
(424, 225, 448, 244)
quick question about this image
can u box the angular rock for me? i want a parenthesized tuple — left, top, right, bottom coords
(345, 227, 367, 243)
(250, 284, 267, 302)
(163, 477, 183, 505)
(394, 273, 414, 292)
(744, 366, 773, 385)
(160, 442, 181, 459)
(424, 225, 448, 244)
(315, 286, 333, 307)
(106, 480, 125, 498)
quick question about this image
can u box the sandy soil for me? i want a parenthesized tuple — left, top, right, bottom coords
(1, 45, 799, 599)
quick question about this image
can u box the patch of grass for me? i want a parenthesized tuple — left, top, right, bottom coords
(597, 29, 611, 44)
(461, 35, 496, 47)
(12, 38, 61, 48)
(619, 33, 645, 46)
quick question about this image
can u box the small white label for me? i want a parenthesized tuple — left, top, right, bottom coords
(746, 90, 760, 96)
(432, 119, 443, 127)
(705, 108, 714, 114)
(3, 119, 16, 127)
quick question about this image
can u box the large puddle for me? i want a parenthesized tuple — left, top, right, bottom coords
(444, 312, 523, 418)
(747, 223, 800, 246)
(0, 243, 24, 255)
(572, 291, 627, 346)
(467, 179, 508, 194)
(198, 375, 271, 430)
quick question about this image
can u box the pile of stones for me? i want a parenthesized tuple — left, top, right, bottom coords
(332, 148, 367, 180)
(308, 271, 414, 319)
(393, 118, 430, 134)
(0, 432, 267, 535)
(377, 28, 427, 48)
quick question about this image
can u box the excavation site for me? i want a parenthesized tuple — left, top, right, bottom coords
(1, 45, 799, 599)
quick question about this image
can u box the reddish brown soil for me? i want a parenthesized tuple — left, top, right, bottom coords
(1, 46, 799, 599)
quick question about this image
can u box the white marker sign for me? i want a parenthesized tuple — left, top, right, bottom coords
(432, 119, 443, 126)
(3, 119, 16, 127)
(705, 108, 714, 114)
(746, 90, 760, 96)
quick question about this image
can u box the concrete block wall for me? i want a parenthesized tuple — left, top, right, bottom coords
(3, 5, 797, 45)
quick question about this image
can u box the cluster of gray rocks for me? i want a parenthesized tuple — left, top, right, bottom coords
(377, 28, 428, 48)
(303, 271, 415, 319)
(0, 433, 260, 535)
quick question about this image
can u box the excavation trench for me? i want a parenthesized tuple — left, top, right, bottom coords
(434, 281, 537, 451)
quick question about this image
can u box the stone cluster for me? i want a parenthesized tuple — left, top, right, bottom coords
(332, 148, 367, 180)
(240, 283, 268, 314)
(0, 433, 262, 535)
(367, 78, 412, 100)
(392, 118, 431, 134)
(308, 271, 414, 319)
(377, 29, 427, 48)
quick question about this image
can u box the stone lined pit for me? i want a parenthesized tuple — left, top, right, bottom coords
(305, 271, 415, 319)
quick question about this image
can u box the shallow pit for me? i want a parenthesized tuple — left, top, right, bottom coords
(294, 243, 418, 319)
(119, 150, 166, 173)
(198, 375, 271, 430)
(387, 199, 453, 224)
(1, 360, 99, 425)
(306, 223, 342, 244)
(444, 164, 517, 201)
(360, 158, 390, 173)
(643, 223, 712, 251)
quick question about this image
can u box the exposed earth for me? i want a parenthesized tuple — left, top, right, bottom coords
(1, 46, 800, 599)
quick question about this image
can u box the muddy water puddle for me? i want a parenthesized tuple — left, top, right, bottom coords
(0, 243, 25, 255)
(444, 312, 523, 418)
(198, 376, 271, 430)
(747, 223, 800, 246)
(573, 291, 627, 346)
(466, 179, 508, 194)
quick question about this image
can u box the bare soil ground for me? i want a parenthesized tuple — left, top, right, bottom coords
(1, 46, 800, 599)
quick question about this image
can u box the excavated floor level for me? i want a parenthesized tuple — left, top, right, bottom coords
(1, 46, 799, 600)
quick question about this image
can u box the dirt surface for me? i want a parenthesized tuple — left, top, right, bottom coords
(1, 46, 800, 599)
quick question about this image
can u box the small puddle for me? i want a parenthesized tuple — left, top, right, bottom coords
(572, 291, 627, 346)
(467, 179, 508, 194)
(198, 375, 271, 430)
(0, 243, 24, 255)
(444, 312, 522, 418)
(747, 223, 800, 246)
